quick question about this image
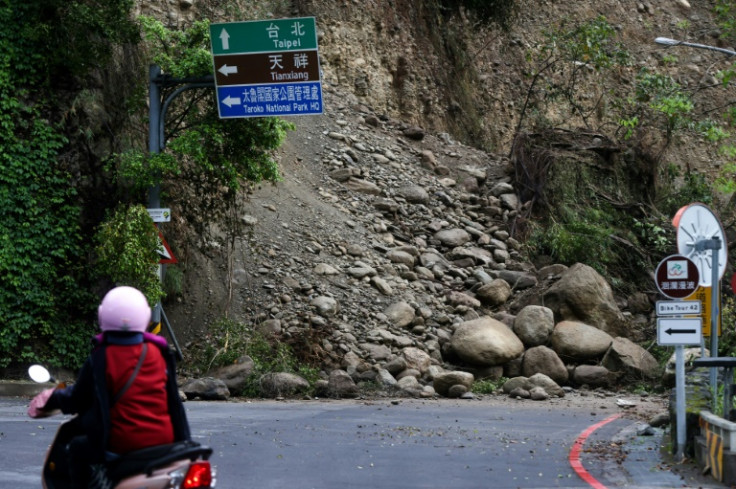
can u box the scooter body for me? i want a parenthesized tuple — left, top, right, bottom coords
(42, 418, 215, 489)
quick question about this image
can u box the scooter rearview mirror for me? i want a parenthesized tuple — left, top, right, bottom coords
(28, 364, 54, 384)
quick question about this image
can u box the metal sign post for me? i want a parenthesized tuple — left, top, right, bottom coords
(147, 65, 214, 360)
(655, 254, 701, 460)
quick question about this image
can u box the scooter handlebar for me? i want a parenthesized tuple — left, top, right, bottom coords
(27, 388, 58, 418)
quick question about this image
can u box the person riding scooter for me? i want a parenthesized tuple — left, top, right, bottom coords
(28, 286, 191, 489)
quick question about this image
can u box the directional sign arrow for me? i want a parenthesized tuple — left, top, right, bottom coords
(219, 28, 230, 50)
(657, 317, 701, 346)
(665, 328, 697, 335)
(218, 64, 238, 76)
(222, 95, 241, 108)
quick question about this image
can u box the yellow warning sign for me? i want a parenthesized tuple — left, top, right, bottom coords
(686, 286, 720, 337)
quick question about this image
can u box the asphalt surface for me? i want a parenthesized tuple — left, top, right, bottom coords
(0, 382, 729, 489)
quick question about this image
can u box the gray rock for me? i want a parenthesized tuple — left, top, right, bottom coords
(572, 365, 614, 388)
(311, 296, 339, 317)
(328, 369, 359, 398)
(370, 276, 393, 295)
(397, 185, 430, 204)
(259, 372, 310, 398)
(447, 384, 469, 398)
(513, 305, 554, 347)
(549, 320, 613, 362)
(182, 377, 230, 401)
(601, 337, 660, 381)
(543, 263, 627, 337)
(530, 386, 550, 400)
(434, 228, 471, 247)
(522, 345, 568, 385)
(451, 316, 524, 366)
(433, 371, 474, 397)
(475, 279, 512, 306)
(528, 373, 565, 397)
(384, 301, 415, 327)
(402, 347, 431, 374)
(376, 368, 398, 387)
(386, 249, 415, 266)
(210, 355, 255, 394)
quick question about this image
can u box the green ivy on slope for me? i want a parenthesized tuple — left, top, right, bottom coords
(0, 0, 137, 369)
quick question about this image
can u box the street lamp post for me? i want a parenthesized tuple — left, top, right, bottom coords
(653, 36, 734, 461)
(655, 36, 736, 56)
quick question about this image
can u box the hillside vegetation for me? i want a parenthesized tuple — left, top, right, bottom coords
(4, 0, 736, 374)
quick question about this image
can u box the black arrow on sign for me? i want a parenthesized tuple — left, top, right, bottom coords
(665, 328, 696, 335)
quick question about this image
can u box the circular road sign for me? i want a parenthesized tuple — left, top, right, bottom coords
(655, 254, 699, 299)
(673, 203, 727, 286)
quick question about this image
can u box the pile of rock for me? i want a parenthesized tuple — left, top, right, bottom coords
(179, 90, 659, 402)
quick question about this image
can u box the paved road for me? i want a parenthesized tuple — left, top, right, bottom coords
(0, 396, 721, 488)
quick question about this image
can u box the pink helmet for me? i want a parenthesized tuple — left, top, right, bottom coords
(98, 286, 151, 333)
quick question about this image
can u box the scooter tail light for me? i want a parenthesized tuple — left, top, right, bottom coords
(182, 461, 214, 488)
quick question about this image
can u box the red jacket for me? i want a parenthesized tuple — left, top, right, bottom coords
(105, 342, 174, 453)
(47, 332, 190, 458)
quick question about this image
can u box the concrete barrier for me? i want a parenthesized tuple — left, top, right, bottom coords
(696, 410, 736, 484)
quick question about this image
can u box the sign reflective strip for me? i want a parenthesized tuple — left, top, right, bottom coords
(706, 428, 723, 481)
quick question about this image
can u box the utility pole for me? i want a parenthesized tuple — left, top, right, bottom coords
(147, 65, 214, 359)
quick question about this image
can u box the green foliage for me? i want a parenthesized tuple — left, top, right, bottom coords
(631, 219, 671, 257)
(656, 165, 713, 216)
(471, 378, 507, 394)
(0, 1, 136, 369)
(110, 150, 180, 195)
(518, 16, 630, 133)
(138, 17, 293, 231)
(720, 296, 736, 358)
(162, 265, 184, 300)
(619, 116, 639, 140)
(94, 204, 164, 304)
(528, 217, 616, 276)
(139, 16, 212, 77)
(716, 0, 736, 42)
(185, 319, 320, 397)
(633, 69, 693, 135)
(548, 16, 630, 70)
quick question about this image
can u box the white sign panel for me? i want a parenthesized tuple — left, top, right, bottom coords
(657, 317, 702, 346)
(656, 300, 702, 316)
(147, 208, 171, 223)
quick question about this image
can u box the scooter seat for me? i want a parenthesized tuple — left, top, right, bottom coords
(107, 440, 212, 482)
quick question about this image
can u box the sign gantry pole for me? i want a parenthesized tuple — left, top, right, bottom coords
(147, 65, 214, 360)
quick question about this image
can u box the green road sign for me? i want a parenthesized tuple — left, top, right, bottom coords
(210, 17, 318, 55)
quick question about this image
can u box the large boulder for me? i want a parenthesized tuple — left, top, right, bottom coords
(210, 355, 255, 394)
(450, 316, 524, 366)
(433, 371, 475, 397)
(543, 263, 627, 337)
(549, 320, 613, 362)
(502, 373, 564, 398)
(182, 378, 230, 401)
(402, 347, 432, 374)
(327, 369, 360, 398)
(522, 345, 568, 385)
(475, 279, 512, 306)
(529, 373, 565, 398)
(513, 305, 554, 347)
(571, 365, 615, 388)
(259, 372, 310, 398)
(602, 337, 660, 381)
